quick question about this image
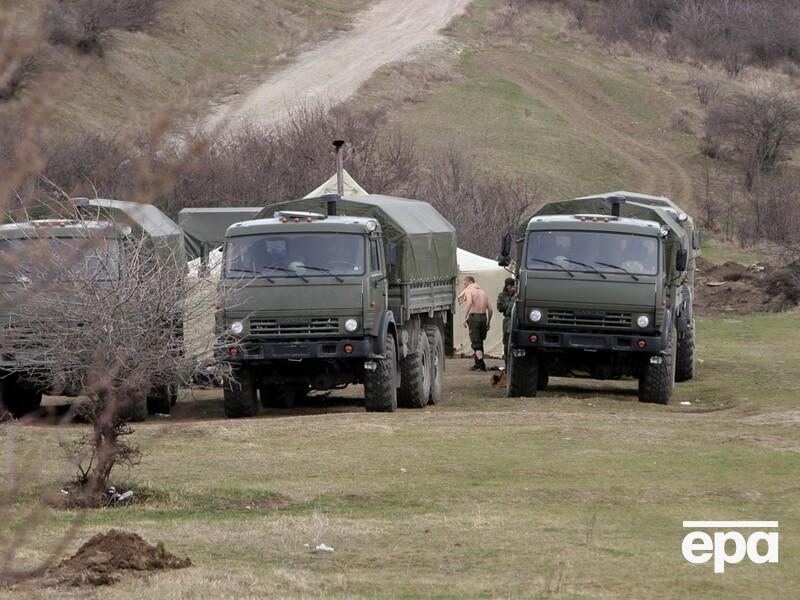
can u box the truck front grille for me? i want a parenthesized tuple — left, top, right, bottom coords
(547, 310, 632, 329)
(249, 318, 339, 337)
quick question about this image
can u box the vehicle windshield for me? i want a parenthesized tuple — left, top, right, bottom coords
(0, 237, 120, 282)
(527, 230, 659, 276)
(225, 232, 366, 279)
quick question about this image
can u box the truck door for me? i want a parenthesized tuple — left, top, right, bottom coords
(368, 236, 388, 319)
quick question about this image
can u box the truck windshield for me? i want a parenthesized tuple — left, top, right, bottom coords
(0, 237, 120, 282)
(225, 232, 366, 279)
(527, 231, 659, 276)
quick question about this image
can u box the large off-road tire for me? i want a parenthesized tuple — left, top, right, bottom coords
(425, 325, 444, 405)
(638, 325, 677, 404)
(364, 333, 397, 412)
(147, 384, 173, 415)
(260, 384, 306, 409)
(119, 394, 148, 422)
(507, 345, 540, 398)
(537, 367, 550, 391)
(0, 375, 42, 418)
(398, 330, 431, 409)
(675, 325, 695, 382)
(223, 367, 258, 418)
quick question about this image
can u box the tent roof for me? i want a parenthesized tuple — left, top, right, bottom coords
(457, 248, 503, 272)
(304, 169, 368, 198)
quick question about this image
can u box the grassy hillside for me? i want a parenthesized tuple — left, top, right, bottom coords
(2, 312, 799, 598)
(45, 0, 371, 134)
(366, 1, 707, 205)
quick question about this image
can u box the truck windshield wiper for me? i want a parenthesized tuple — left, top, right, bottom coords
(300, 265, 344, 283)
(264, 265, 309, 283)
(528, 257, 574, 277)
(594, 261, 640, 282)
(562, 258, 607, 279)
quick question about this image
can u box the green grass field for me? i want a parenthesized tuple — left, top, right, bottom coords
(2, 311, 798, 598)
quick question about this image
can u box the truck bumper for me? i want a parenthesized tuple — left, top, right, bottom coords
(512, 329, 666, 353)
(217, 338, 375, 363)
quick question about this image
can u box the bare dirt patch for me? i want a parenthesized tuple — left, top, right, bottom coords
(45, 530, 191, 586)
(695, 256, 799, 314)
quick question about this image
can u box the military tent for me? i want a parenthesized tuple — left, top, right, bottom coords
(454, 248, 510, 359)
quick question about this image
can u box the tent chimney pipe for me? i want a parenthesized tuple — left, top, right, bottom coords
(333, 140, 345, 197)
(608, 194, 626, 217)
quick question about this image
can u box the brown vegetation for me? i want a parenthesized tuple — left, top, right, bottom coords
(44, 0, 163, 56)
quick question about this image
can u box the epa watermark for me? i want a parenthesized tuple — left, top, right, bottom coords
(682, 521, 779, 573)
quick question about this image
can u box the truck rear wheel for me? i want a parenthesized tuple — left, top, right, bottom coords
(398, 330, 431, 409)
(425, 325, 444, 405)
(119, 393, 148, 422)
(364, 333, 397, 412)
(224, 367, 258, 418)
(0, 375, 42, 418)
(147, 383, 176, 415)
(639, 326, 677, 404)
(675, 325, 695, 382)
(507, 346, 539, 398)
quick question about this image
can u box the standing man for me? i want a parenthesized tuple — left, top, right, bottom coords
(497, 277, 517, 365)
(462, 276, 493, 371)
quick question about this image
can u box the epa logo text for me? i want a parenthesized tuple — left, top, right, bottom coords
(682, 521, 779, 573)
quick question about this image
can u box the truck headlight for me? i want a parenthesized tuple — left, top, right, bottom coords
(529, 309, 542, 323)
(636, 315, 650, 328)
(229, 321, 244, 335)
(344, 318, 358, 332)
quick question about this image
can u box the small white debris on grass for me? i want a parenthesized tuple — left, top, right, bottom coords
(315, 543, 334, 553)
(680, 401, 691, 406)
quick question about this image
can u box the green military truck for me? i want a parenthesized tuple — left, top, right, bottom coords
(0, 198, 185, 419)
(216, 194, 457, 416)
(498, 192, 700, 404)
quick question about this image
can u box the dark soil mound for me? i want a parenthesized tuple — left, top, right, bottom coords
(49, 529, 191, 586)
(694, 257, 799, 314)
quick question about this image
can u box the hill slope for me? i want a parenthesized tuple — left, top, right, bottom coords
(365, 1, 704, 205)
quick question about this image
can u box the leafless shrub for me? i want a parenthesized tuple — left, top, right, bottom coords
(44, 0, 163, 56)
(691, 74, 721, 106)
(703, 87, 800, 187)
(669, 108, 694, 134)
(0, 53, 39, 102)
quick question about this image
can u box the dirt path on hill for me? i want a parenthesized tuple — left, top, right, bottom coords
(206, 0, 471, 131)
(482, 54, 696, 203)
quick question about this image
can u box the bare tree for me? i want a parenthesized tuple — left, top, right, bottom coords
(2, 219, 217, 497)
(703, 87, 800, 188)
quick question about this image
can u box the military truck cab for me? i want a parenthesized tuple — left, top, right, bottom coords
(500, 192, 699, 404)
(0, 199, 185, 419)
(216, 194, 457, 416)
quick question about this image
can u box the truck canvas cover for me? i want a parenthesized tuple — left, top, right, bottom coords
(178, 207, 262, 260)
(535, 191, 691, 226)
(255, 194, 458, 284)
(75, 198, 186, 264)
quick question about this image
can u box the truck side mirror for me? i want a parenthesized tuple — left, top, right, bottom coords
(676, 248, 688, 272)
(498, 231, 512, 267)
(692, 230, 701, 251)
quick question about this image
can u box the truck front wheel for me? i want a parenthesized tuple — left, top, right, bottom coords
(224, 367, 259, 418)
(639, 326, 677, 404)
(507, 346, 540, 398)
(398, 330, 431, 409)
(675, 325, 695, 382)
(147, 383, 176, 415)
(364, 333, 397, 412)
(425, 325, 444, 405)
